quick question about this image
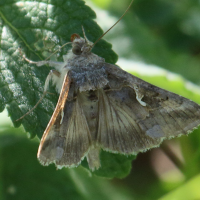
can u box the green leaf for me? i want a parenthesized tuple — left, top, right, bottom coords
(82, 151, 136, 178)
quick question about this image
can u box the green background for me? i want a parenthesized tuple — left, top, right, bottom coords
(1, 0, 200, 199)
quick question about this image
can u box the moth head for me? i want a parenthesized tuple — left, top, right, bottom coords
(69, 0, 133, 56)
(70, 27, 93, 56)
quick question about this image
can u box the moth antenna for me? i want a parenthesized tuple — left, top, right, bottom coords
(92, 0, 134, 48)
(82, 26, 90, 42)
(45, 42, 72, 61)
(15, 91, 47, 122)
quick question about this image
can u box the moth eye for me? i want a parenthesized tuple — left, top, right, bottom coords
(72, 45, 82, 55)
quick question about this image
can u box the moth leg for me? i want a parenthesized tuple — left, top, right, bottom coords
(16, 70, 60, 121)
(23, 56, 63, 67)
(19, 48, 64, 67)
(44, 70, 61, 91)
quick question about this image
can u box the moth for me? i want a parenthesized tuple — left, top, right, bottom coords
(19, 3, 200, 171)
(21, 30, 200, 171)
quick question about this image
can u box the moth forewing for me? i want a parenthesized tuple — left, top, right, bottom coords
(37, 73, 72, 165)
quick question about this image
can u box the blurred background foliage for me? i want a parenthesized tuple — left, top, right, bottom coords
(1, 0, 200, 199)
(93, 0, 200, 84)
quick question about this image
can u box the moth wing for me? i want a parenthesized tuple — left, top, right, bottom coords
(97, 64, 200, 154)
(37, 74, 91, 168)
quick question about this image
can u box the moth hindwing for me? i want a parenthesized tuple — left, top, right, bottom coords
(21, 32, 200, 171)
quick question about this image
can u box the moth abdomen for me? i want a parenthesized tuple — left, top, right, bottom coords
(88, 90, 98, 102)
